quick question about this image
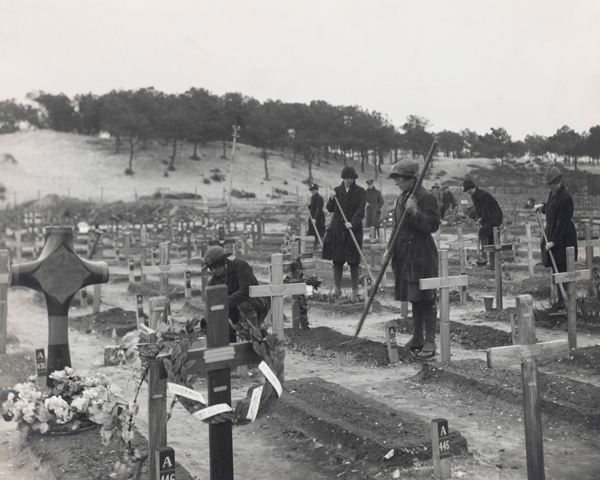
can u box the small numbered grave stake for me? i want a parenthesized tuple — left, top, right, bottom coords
(487, 295, 570, 480)
(9, 227, 109, 384)
(420, 249, 469, 362)
(431, 418, 451, 479)
(482, 227, 513, 310)
(577, 224, 599, 296)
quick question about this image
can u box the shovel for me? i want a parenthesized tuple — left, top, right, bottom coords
(475, 235, 487, 266)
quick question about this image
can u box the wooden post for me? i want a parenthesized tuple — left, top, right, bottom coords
(482, 227, 513, 310)
(525, 223, 535, 278)
(185, 271, 192, 299)
(487, 295, 570, 480)
(0, 250, 8, 354)
(291, 242, 301, 329)
(431, 418, 451, 479)
(577, 224, 600, 297)
(553, 247, 590, 350)
(128, 256, 135, 284)
(135, 294, 145, 329)
(420, 249, 469, 362)
(448, 228, 471, 305)
(148, 350, 167, 480)
(35, 348, 47, 389)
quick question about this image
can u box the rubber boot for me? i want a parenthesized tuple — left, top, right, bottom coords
(421, 299, 438, 354)
(405, 302, 424, 349)
(350, 264, 362, 301)
(333, 263, 343, 297)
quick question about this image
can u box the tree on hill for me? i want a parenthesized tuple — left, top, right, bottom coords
(401, 115, 435, 159)
(75, 93, 102, 135)
(183, 88, 221, 160)
(32, 92, 78, 132)
(586, 126, 600, 164)
(479, 128, 513, 166)
(217, 92, 254, 159)
(154, 93, 189, 172)
(548, 126, 584, 169)
(460, 129, 481, 158)
(0, 99, 40, 133)
(436, 130, 464, 158)
(524, 134, 549, 160)
(99, 90, 152, 174)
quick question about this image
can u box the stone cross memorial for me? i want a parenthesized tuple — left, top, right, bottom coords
(9, 226, 109, 383)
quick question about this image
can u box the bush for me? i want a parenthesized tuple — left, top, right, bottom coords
(203, 178, 211, 184)
(231, 189, 256, 199)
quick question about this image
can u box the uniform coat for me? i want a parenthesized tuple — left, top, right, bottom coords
(540, 184, 578, 268)
(471, 187, 503, 239)
(208, 257, 269, 322)
(308, 192, 326, 239)
(322, 181, 367, 264)
(388, 185, 440, 302)
(365, 187, 385, 228)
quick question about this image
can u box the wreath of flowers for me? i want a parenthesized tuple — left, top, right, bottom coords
(162, 317, 285, 425)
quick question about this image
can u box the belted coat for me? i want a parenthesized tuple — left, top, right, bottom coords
(322, 181, 366, 264)
(365, 187, 385, 228)
(388, 185, 440, 302)
(540, 184, 577, 269)
(308, 192, 326, 239)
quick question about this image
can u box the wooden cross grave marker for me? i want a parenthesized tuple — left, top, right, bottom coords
(482, 226, 514, 310)
(523, 223, 539, 278)
(419, 249, 469, 362)
(552, 246, 590, 350)
(250, 253, 308, 340)
(140, 242, 187, 296)
(487, 294, 570, 480)
(447, 227, 473, 305)
(9, 226, 109, 384)
(148, 285, 263, 480)
(577, 224, 600, 296)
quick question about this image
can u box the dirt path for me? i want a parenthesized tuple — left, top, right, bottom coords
(2, 256, 600, 479)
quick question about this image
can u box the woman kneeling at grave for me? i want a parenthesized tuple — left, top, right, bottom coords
(203, 246, 271, 341)
(382, 159, 440, 355)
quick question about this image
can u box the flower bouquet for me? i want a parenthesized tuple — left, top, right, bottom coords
(1, 366, 129, 438)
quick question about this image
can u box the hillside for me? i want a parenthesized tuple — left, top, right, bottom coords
(0, 130, 597, 208)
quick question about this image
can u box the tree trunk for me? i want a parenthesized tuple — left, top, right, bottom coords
(262, 147, 269, 180)
(190, 142, 200, 160)
(127, 136, 135, 173)
(168, 139, 177, 171)
(115, 135, 121, 154)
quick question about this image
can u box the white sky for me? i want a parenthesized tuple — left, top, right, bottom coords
(1, 0, 599, 140)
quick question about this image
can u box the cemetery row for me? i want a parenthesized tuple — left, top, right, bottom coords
(2, 211, 600, 479)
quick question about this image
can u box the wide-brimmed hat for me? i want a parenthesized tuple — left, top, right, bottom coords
(390, 159, 419, 178)
(202, 246, 231, 271)
(308, 183, 319, 190)
(545, 166, 562, 184)
(341, 166, 358, 179)
(463, 179, 477, 192)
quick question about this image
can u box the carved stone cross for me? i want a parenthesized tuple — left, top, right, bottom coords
(9, 226, 108, 383)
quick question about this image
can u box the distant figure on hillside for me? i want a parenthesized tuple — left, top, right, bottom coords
(307, 183, 325, 251)
(431, 184, 442, 215)
(534, 166, 577, 311)
(383, 159, 440, 356)
(322, 166, 366, 301)
(441, 185, 457, 219)
(365, 179, 385, 238)
(203, 246, 270, 342)
(463, 179, 503, 270)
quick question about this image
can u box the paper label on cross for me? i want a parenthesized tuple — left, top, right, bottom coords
(420, 275, 468, 290)
(32, 245, 92, 303)
(553, 269, 590, 284)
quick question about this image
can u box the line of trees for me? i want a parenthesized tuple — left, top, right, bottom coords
(1, 88, 600, 183)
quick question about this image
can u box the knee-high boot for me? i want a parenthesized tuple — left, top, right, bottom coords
(333, 264, 343, 296)
(405, 302, 424, 349)
(421, 299, 438, 354)
(350, 264, 360, 298)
